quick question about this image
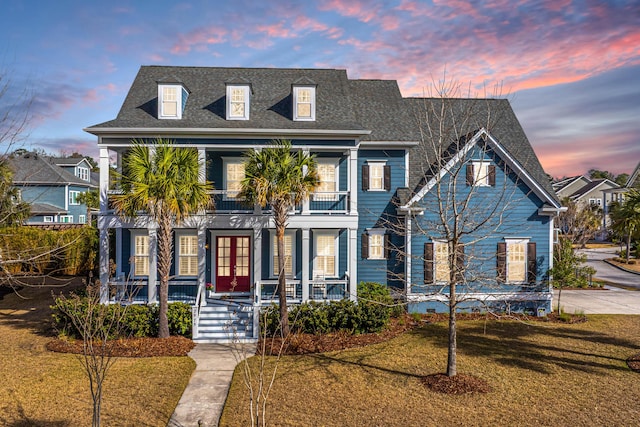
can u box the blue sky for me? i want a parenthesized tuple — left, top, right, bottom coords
(1, 0, 639, 177)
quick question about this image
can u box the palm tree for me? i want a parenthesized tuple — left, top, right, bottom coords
(111, 140, 211, 338)
(77, 189, 98, 226)
(239, 140, 319, 337)
(610, 189, 640, 263)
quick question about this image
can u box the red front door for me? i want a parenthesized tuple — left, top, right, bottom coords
(216, 236, 251, 293)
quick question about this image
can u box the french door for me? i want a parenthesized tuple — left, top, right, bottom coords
(215, 236, 251, 292)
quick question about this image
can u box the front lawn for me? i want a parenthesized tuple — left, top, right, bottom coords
(0, 280, 195, 426)
(221, 315, 640, 426)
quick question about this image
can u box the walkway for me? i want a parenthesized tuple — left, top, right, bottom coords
(168, 343, 256, 427)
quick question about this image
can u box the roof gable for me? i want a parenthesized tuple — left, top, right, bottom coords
(8, 153, 96, 187)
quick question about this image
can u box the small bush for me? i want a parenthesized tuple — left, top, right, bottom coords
(168, 302, 193, 336)
(290, 301, 330, 334)
(326, 299, 361, 333)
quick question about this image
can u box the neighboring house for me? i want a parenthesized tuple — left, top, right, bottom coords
(554, 175, 620, 208)
(84, 66, 562, 342)
(8, 153, 98, 224)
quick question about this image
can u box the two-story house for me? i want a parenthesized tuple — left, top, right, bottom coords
(85, 66, 562, 342)
(8, 153, 97, 224)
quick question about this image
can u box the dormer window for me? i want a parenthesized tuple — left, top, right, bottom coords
(226, 85, 250, 120)
(158, 84, 187, 119)
(293, 86, 316, 121)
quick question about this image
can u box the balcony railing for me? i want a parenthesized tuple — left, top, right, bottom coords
(309, 192, 350, 213)
(258, 279, 348, 302)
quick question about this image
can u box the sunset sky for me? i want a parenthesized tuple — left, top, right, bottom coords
(1, 0, 638, 178)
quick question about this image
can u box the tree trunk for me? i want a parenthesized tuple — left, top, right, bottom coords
(447, 249, 457, 377)
(275, 206, 290, 337)
(557, 286, 562, 315)
(157, 212, 173, 338)
(626, 234, 631, 263)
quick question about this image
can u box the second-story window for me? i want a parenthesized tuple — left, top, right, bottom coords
(226, 85, 250, 120)
(362, 161, 390, 191)
(466, 160, 496, 187)
(224, 158, 245, 199)
(77, 166, 89, 181)
(69, 190, 80, 205)
(158, 84, 187, 119)
(315, 160, 338, 201)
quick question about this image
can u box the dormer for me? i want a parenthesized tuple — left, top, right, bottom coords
(292, 77, 316, 121)
(157, 79, 189, 119)
(226, 78, 252, 120)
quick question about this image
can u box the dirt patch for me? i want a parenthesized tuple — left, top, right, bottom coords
(47, 335, 195, 357)
(421, 373, 493, 394)
(627, 353, 640, 373)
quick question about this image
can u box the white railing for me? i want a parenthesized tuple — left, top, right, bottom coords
(192, 282, 204, 339)
(309, 280, 349, 300)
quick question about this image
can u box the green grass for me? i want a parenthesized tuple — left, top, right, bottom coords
(0, 280, 195, 426)
(221, 316, 640, 426)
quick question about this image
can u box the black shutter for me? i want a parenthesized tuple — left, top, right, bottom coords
(361, 233, 369, 259)
(488, 165, 496, 186)
(383, 165, 391, 191)
(424, 242, 434, 284)
(455, 244, 465, 283)
(527, 242, 537, 283)
(384, 234, 390, 259)
(362, 165, 370, 191)
(497, 242, 507, 283)
(466, 164, 474, 186)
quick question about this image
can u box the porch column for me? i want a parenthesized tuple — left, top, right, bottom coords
(405, 215, 412, 297)
(253, 226, 263, 301)
(348, 227, 357, 301)
(198, 224, 207, 305)
(301, 228, 310, 301)
(99, 148, 109, 212)
(148, 226, 158, 303)
(99, 226, 110, 303)
(198, 148, 206, 182)
(302, 148, 310, 215)
(349, 148, 358, 215)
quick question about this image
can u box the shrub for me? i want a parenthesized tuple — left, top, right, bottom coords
(357, 282, 395, 332)
(326, 299, 361, 333)
(52, 294, 192, 339)
(289, 301, 329, 334)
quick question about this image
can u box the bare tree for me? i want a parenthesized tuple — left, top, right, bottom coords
(396, 80, 556, 378)
(556, 197, 601, 248)
(52, 279, 129, 427)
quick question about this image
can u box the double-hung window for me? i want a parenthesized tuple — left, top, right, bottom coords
(226, 85, 250, 120)
(77, 167, 89, 181)
(133, 233, 150, 277)
(434, 241, 450, 283)
(466, 160, 496, 187)
(497, 239, 536, 284)
(362, 229, 388, 260)
(314, 231, 338, 278)
(293, 86, 316, 121)
(223, 159, 245, 199)
(314, 160, 338, 201)
(158, 84, 187, 119)
(362, 161, 390, 191)
(178, 234, 198, 276)
(272, 231, 294, 277)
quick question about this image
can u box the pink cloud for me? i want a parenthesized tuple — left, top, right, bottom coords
(170, 27, 228, 54)
(319, 0, 380, 22)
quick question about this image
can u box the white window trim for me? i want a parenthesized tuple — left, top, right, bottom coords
(366, 160, 387, 191)
(79, 215, 86, 224)
(222, 157, 245, 200)
(69, 190, 81, 205)
(77, 166, 89, 181)
(43, 216, 53, 223)
(176, 231, 199, 277)
(226, 85, 250, 120)
(313, 230, 339, 278)
(59, 215, 73, 223)
(471, 160, 491, 187)
(314, 159, 339, 201)
(505, 238, 528, 284)
(367, 229, 386, 260)
(270, 230, 296, 278)
(131, 231, 150, 278)
(158, 84, 184, 119)
(293, 86, 316, 121)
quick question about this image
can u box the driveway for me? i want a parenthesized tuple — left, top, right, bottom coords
(554, 247, 640, 314)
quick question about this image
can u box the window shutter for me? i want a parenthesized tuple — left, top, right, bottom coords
(424, 242, 434, 284)
(455, 244, 465, 283)
(383, 165, 391, 190)
(362, 165, 370, 191)
(527, 242, 537, 283)
(466, 164, 474, 186)
(497, 242, 507, 282)
(488, 165, 496, 186)
(361, 233, 369, 259)
(384, 234, 390, 259)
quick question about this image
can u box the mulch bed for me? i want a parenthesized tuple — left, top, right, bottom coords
(627, 353, 640, 373)
(46, 336, 195, 357)
(421, 373, 493, 394)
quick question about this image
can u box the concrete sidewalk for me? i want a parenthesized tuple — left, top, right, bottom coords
(168, 343, 256, 427)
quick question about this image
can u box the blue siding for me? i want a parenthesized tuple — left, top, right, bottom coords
(356, 149, 406, 285)
(122, 229, 131, 276)
(408, 145, 551, 313)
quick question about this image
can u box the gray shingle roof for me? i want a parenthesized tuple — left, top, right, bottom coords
(8, 153, 97, 187)
(404, 98, 560, 205)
